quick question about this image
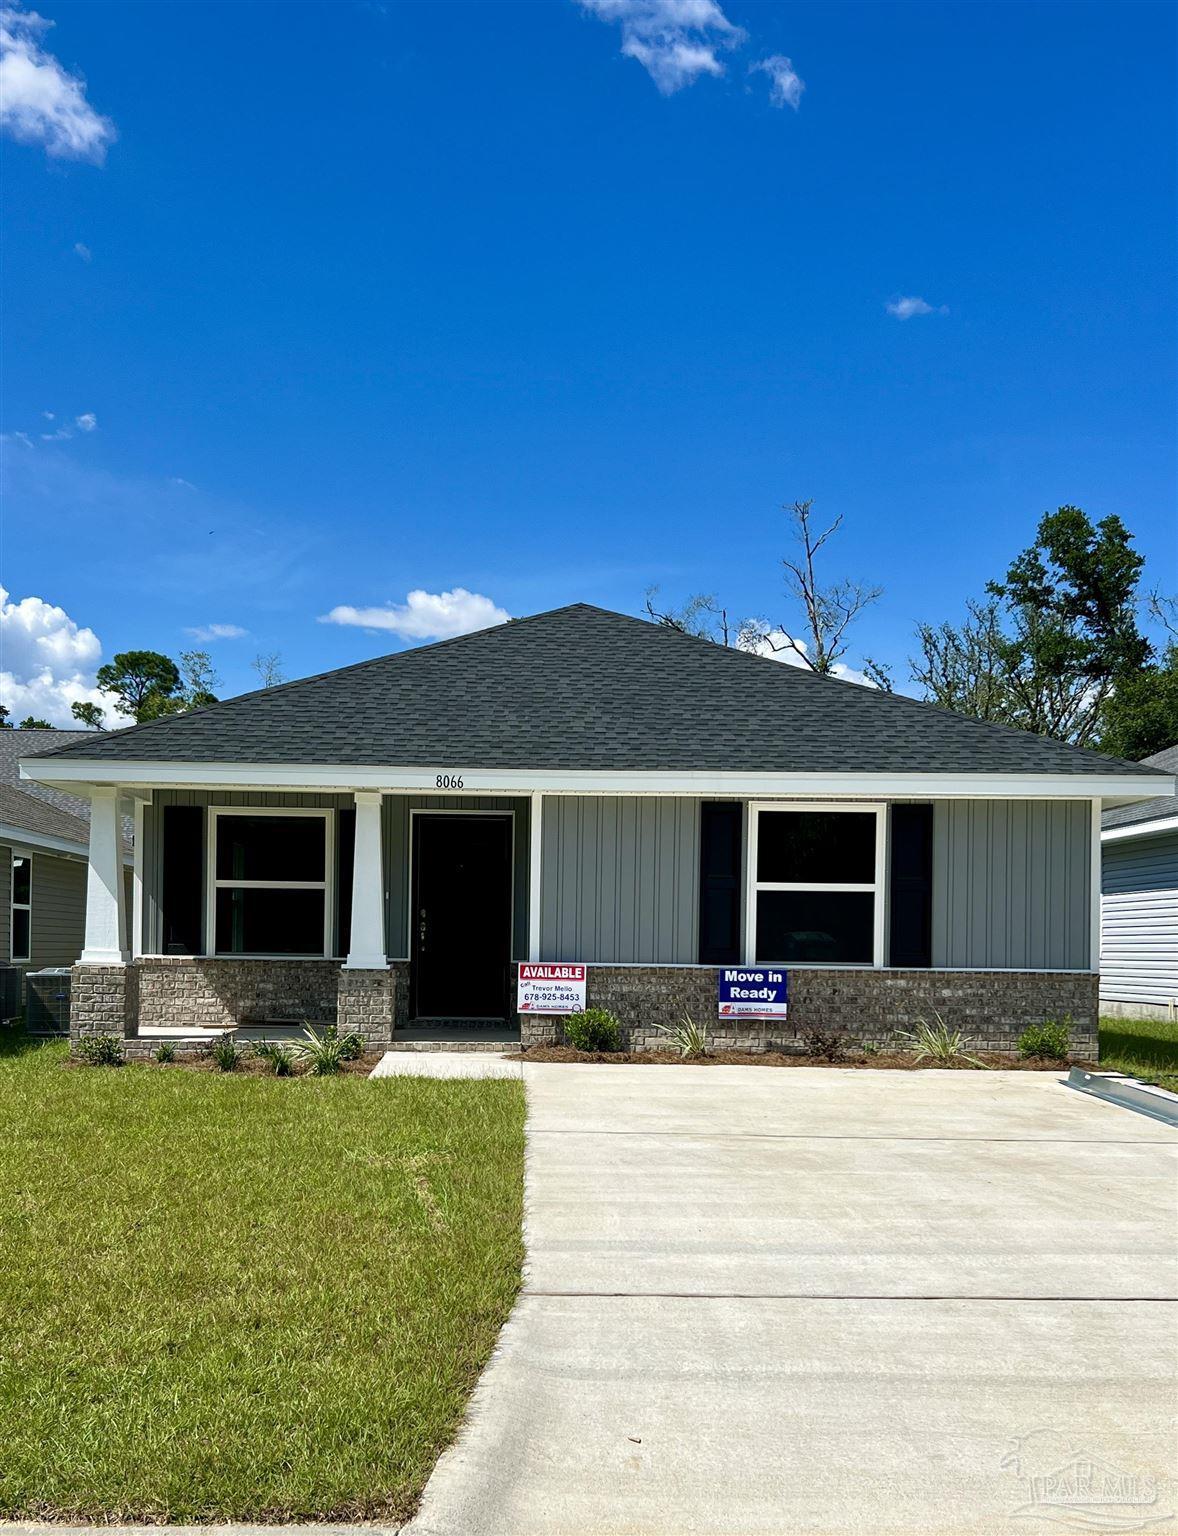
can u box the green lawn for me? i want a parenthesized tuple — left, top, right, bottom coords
(0, 1035, 525, 1524)
(1099, 1015, 1178, 1093)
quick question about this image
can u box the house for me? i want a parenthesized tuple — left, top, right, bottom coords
(19, 605, 1175, 1056)
(1100, 744, 1178, 1022)
(1, 730, 133, 1011)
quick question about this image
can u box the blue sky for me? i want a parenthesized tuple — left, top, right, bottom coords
(2, 0, 1175, 722)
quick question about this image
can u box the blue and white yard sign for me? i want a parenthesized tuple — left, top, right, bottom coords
(718, 968, 789, 1020)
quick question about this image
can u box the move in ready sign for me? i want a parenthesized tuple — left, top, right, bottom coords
(718, 968, 788, 1019)
(518, 963, 587, 1014)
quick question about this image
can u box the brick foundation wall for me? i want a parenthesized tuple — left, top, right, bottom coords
(70, 964, 139, 1041)
(134, 958, 341, 1030)
(519, 966, 1099, 1057)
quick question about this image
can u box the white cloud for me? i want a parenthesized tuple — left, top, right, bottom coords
(751, 54, 804, 109)
(886, 295, 948, 320)
(73, 240, 91, 261)
(578, 0, 743, 93)
(74, 410, 97, 431)
(40, 425, 71, 441)
(185, 622, 247, 642)
(739, 623, 873, 687)
(0, 585, 113, 725)
(0, 5, 116, 162)
(320, 587, 511, 641)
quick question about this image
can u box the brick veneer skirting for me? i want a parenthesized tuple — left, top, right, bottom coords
(70, 957, 408, 1049)
(519, 966, 1100, 1056)
(133, 957, 342, 1030)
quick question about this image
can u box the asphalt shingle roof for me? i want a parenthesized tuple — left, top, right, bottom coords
(1101, 744, 1178, 829)
(35, 605, 1171, 780)
(0, 730, 100, 846)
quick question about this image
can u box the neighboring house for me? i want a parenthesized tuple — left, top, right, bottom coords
(20, 605, 1175, 1056)
(1100, 743, 1178, 1022)
(0, 731, 133, 1003)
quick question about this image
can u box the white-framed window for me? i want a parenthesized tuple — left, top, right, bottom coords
(745, 803, 885, 968)
(207, 807, 333, 957)
(11, 853, 31, 962)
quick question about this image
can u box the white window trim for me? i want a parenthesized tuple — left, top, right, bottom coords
(206, 806, 333, 959)
(744, 801, 886, 968)
(11, 852, 31, 962)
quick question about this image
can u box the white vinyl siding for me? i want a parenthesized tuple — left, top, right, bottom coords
(1100, 829, 1178, 1010)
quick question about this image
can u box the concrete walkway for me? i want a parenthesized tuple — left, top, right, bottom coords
(407, 1063, 1178, 1536)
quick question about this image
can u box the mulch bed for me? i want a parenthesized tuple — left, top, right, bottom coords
(509, 1045, 1095, 1071)
(67, 1051, 386, 1076)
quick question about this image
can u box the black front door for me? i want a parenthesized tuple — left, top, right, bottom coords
(411, 815, 512, 1019)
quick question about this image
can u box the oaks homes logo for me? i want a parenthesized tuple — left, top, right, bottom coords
(1002, 1430, 1174, 1532)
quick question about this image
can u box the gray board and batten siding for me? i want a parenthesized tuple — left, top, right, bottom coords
(136, 789, 1093, 971)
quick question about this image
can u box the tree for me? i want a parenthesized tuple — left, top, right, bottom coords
(95, 651, 184, 722)
(0, 706, 9, 729)
(252, 652, 286, 688)
(179, 649, 220, 710)
(645, 498, 885, 682)
(70, 701, 106, 729)
(912, 508, 1151, 747)
(1096, 643, 1178, 760)
(17, 716, 54, 729)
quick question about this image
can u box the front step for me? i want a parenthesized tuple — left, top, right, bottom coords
(387, 1038, 519, 1053)
(389, 1026, 520, 1053)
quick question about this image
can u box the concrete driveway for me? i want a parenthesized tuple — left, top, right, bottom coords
(408, 1065, 1178, 1536)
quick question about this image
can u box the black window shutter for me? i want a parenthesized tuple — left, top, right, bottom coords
(698, 801, 742, 965)
(888, 804, 933, 967)
(161, 805, 204, 955)
(336, 808, 356, 958)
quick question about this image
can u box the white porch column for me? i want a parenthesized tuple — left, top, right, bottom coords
(80, 786, 129, 964)
(344, 790, 388, 969)
(528, 790, 543, 961)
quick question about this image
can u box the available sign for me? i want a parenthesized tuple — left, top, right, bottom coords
(718, 967, 788, 1020)
(518, 962, 588, 1015)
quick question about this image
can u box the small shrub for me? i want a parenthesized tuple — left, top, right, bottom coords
(293, 1021, 361, 1075)
(338, 1030, 364, 1061)
(804, 1029, 849, 1063)
(653, 1014, 710, 1059)
(894, 1011, 984, 1067)
(153, 1040, 177, 1064)
(255, 1040, 295, 1076)
(1018, 1018, 1071, 1061)
(562, 1008, 622, 1052)
(207, 1034, 245, 1072)
(75, 1033, 123, 1067)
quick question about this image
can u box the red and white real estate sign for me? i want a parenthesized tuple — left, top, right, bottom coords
(518, 962, 587, 1014)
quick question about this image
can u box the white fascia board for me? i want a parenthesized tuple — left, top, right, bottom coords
(0, 821, 134, 863)
(1101, 814, 1178, 843)
(0, 823, 89, 860)
(18, 758, 1176, 803)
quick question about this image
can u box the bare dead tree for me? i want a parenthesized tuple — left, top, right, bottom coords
(753, 500, 882, 675)
(643, 500, 885, 685)
(643, 590, 737, 646)
(252, 652, 286, 688)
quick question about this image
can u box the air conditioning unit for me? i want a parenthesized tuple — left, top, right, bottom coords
(25, 968, 72, 1035)
(0, 965, 21, 1023)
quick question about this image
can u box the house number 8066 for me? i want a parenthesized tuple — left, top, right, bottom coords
(436, 774, 464, 789)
